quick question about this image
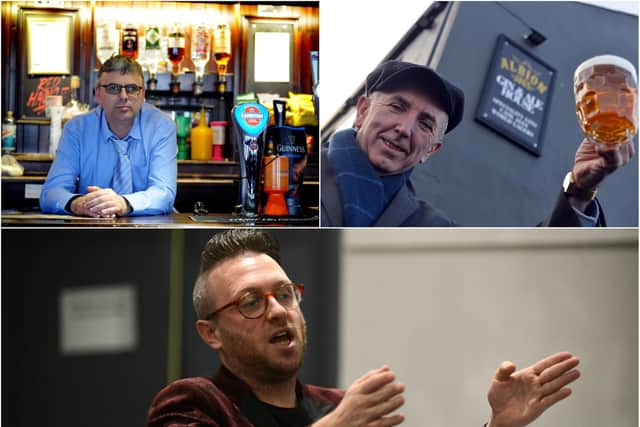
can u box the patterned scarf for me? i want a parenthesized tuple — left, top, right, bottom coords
(328, 129, 412, 226)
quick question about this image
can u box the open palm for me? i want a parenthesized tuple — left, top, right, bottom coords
(487, 352, 580, 427)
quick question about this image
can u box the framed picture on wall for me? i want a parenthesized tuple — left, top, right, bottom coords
(244, 18, 296, 96)
(25, 14, 73, 75)
(17, 7, 78, 120)
(25, 12, 73, 75)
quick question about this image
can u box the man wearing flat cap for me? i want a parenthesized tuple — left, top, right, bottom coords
(321, 60, 633, 227)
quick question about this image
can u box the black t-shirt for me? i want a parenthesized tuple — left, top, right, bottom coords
(259, 400, 313, 426)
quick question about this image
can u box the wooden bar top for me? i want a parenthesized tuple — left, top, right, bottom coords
(1, 211, 319, 228)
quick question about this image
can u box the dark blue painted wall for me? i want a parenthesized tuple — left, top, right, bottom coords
(414, 1, 638, 226)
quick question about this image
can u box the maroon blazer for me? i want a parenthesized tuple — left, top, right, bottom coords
(147, 365, 345, 427)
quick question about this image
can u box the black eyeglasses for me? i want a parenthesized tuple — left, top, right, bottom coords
(98, 83, 143, 96)
(204, 283, 304, 320)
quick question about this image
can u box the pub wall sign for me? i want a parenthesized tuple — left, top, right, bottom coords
(475, 34, 556, 156)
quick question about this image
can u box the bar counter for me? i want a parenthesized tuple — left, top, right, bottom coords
(1, 153, 319, 223)
(1, 210, 319, 227)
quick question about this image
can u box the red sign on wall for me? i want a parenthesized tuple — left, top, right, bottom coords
(21, 76, 71, 118)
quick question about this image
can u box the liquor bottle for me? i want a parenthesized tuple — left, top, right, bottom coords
(158, 30, 169, 74)
(145, 23, 162, 89)
(167, 23, 185, 76)
(121, 23, 139, 60)
(95, 19, 119, 65)
(2, 111, 16, 155)
(138, 33, 146, 69)
(191, 23, 211, 95)
(213, 24, 231, 78)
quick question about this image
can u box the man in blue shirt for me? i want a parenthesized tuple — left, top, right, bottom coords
(40, 55, 177, 217)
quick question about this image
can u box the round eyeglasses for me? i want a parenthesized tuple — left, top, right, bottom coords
(99, 83, 143, 96)
(205, 283, 304, 320)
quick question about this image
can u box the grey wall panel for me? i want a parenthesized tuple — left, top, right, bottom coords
(340, 229, 638, 427)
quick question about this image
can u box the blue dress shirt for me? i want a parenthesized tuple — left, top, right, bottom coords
(40, 103, 177, 216)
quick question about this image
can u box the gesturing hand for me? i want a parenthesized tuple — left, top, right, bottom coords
(314, 366, 405, 427)
(487, 352, 580, 427)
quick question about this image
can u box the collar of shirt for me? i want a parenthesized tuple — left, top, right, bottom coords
(97, 105, 143, 144)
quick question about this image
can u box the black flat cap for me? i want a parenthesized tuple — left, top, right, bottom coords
(365, 60, 465, 133)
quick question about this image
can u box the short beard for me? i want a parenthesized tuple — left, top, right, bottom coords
(218, 319, 307, 384)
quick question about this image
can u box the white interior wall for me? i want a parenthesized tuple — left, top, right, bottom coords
(339, 229, 637, 427)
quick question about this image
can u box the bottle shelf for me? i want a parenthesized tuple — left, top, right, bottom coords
(142, 71, 233, 93)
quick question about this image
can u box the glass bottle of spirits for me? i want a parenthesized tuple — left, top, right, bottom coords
(158, 29, 169, 74)
(167, 23, 185, 76)
(213, 24, 231, 81)
(2, 111, 16, 155)
(191, 23, 211, 95)
(95, 19, 119, 65)
(138, 32, 146, 69)
(145, 23, 162, 89)
(121, 23, 138, 60)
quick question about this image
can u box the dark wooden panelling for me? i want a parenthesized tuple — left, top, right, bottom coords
(2, 230, 172, 427)
(1, 2, 18, 115)
(21, 123, 38, 152)
(38, 124, 50, 153)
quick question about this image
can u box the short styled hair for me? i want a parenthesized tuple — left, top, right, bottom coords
(97, 54, 144, 85)
(193, 230, 282, 319)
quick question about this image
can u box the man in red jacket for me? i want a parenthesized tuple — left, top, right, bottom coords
(148, 230, 579, 426)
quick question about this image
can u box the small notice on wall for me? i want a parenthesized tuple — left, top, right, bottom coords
(475, 35, 556, 156)
(59, 284, 138, 356)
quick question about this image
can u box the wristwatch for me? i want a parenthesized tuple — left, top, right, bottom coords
(563, 171, 597, 201)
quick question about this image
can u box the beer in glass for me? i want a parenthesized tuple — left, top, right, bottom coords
(574, 54, 637, 145)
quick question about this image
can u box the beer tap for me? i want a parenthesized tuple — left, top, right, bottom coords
(310, 51, 319, 120)
(232, 103, 269, 216)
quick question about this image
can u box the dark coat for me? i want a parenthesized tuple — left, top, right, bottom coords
(321, 136, 605, 227)
(147, 365, 344, 427)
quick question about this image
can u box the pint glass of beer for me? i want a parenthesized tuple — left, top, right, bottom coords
(574, 54, 638, 145)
